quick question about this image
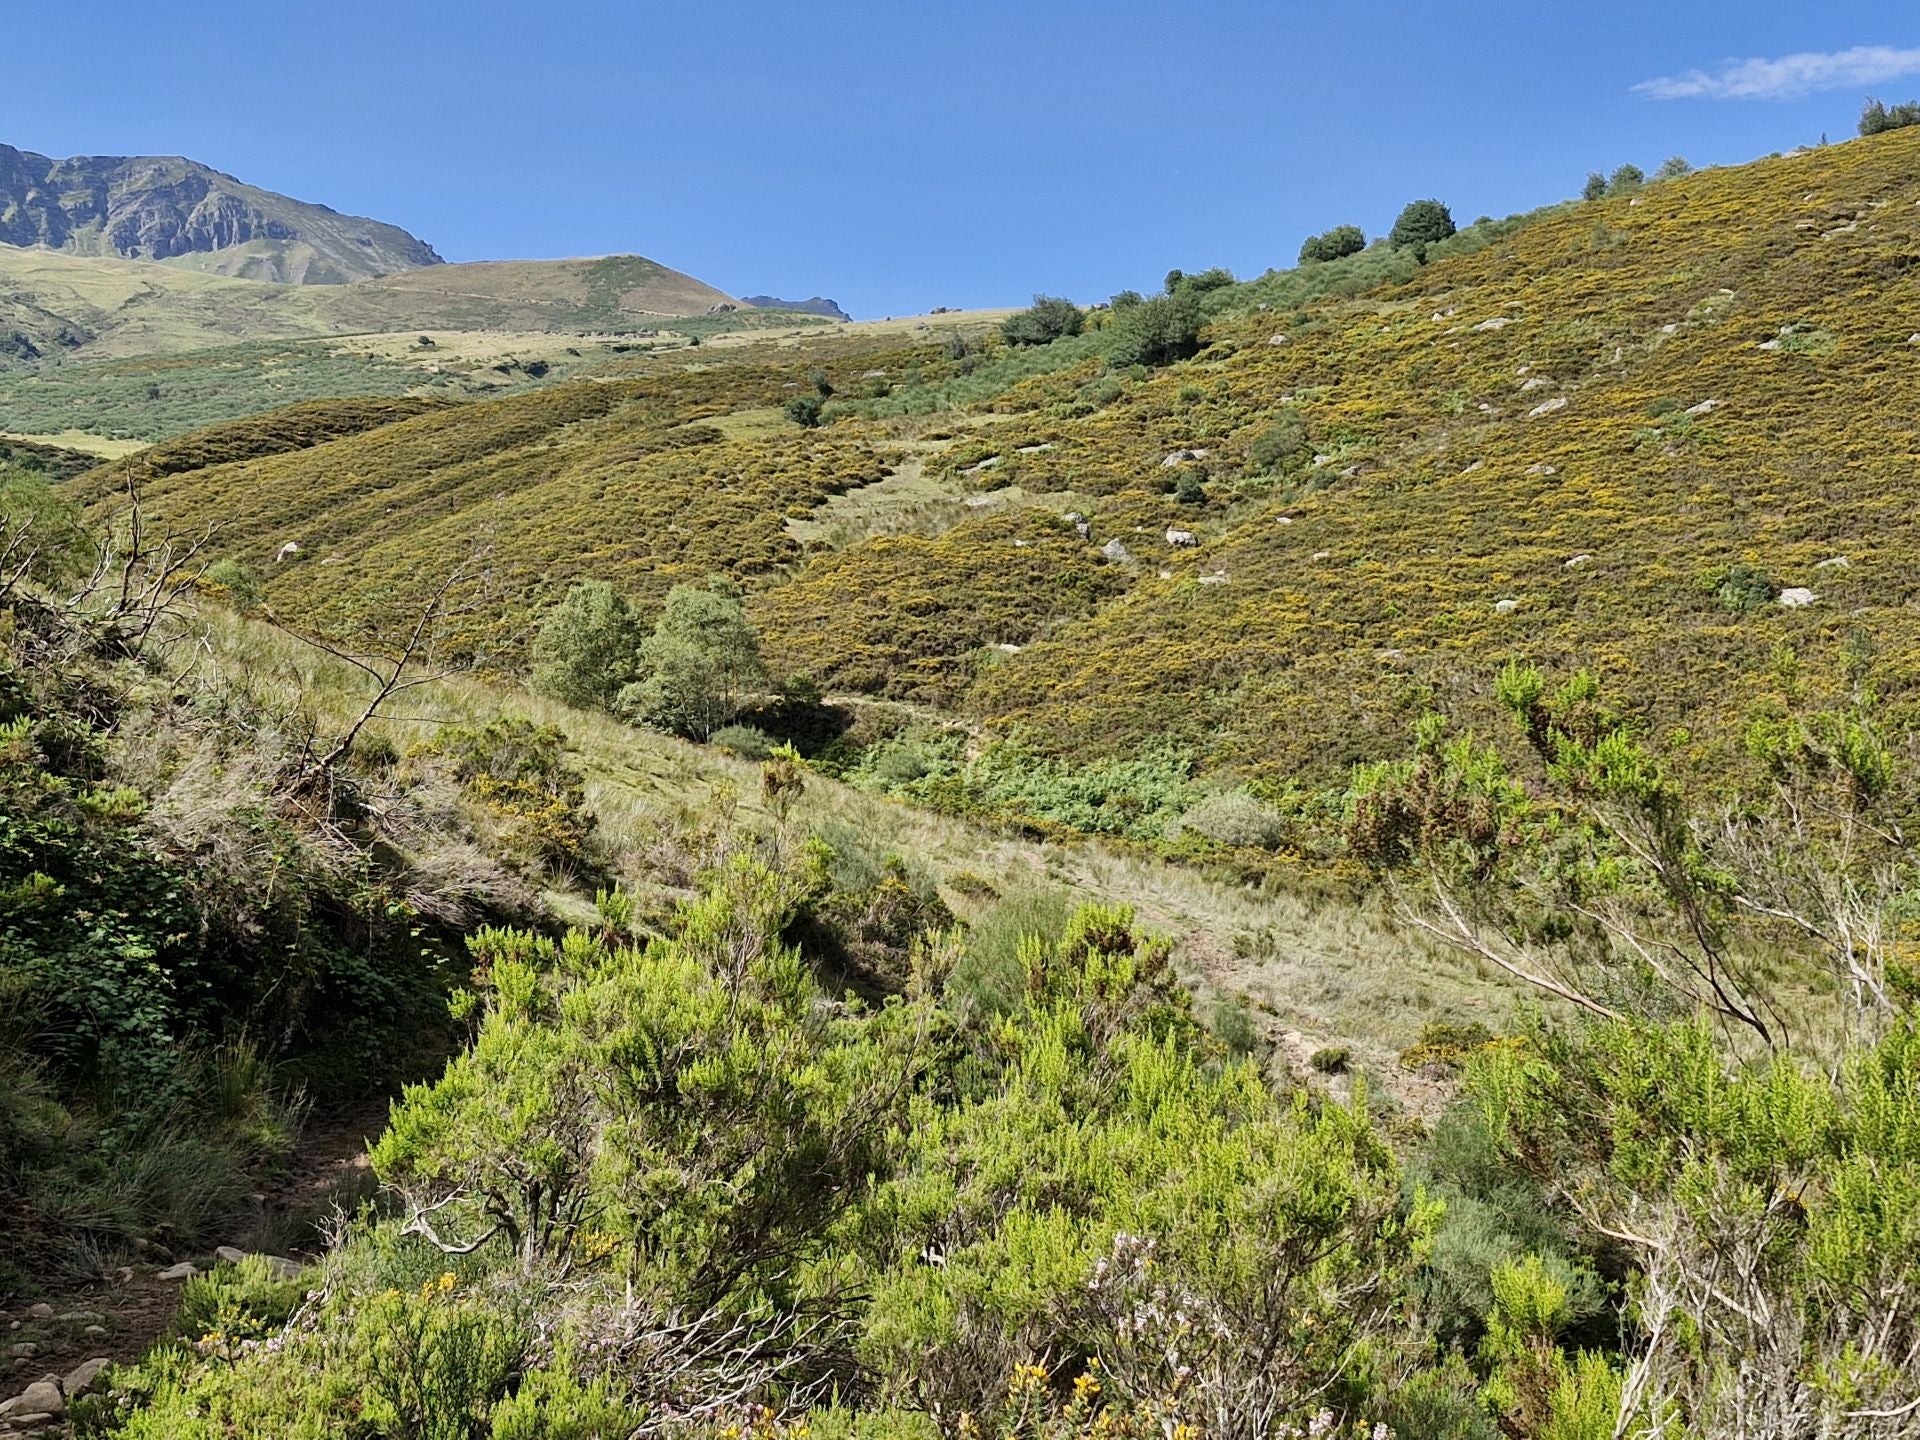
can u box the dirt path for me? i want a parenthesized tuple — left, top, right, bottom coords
(0, 1098, 392, 1420)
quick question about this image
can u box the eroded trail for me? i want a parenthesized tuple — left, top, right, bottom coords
(0, 1098, 391, 1433)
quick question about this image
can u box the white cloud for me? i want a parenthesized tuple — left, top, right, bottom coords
(1634, 44, 1920, 101)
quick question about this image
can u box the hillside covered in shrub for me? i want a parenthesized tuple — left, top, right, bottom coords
(76, 125, 1920, 807)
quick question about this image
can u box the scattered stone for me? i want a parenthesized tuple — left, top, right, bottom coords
(1165, 528, 1198, 547)
(215, 1246, 249, 1266)
(53, 1312, 100, 1325)
(274, 541, 301, 562)
(1198, 572, 1229, 586)
(1430, 307, 1457, 322)
(1473, 317, 1512, 332)
(993, 643, 1022, 654)
(1312, 550, 1331, 562)
(1684, 398, 1718, 415)
(1528, 397, 1568, 419)
(1274, 515, 1293, 525)
(962, 494, 996, 508)
(961, 456, 1001, 473)
(6, 1346, 34, 1361)
(63, 1358, 110, 1397)
(1161, 448, 1210, 466)
(1908, 333, 1920, 345)
(82, 1327, 106, 1340)
(1815, 556, 1851, 570)
(1565, 554, 1591, 568)
(1311, 453, 1332, 466)
(156, 1262, 198, 1282)
(1494, 598, 1520, 614)
(0, 1379, 62, 1419)
(1377, 648, 1405, 661)
(1758, 338, 1783, 351)
(1519, 376, 1551, 392)
(1101, 538, 1134, 564)
(1526, 463, 1558, 477)
(1660, 323, 1679, 335)
(1015, 442, 1053, 453)
(1461, 460, 1485, 473)
(1778, 588, 1819, 609)
(1267, 333, 1290, 346)
(1011, 538, 1029, 548)
(22, 1309, 49, 1323)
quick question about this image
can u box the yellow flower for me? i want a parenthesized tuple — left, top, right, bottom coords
(1074, 1372, 1102, 1399)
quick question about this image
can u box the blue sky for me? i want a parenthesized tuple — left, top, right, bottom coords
(6, 2, 1916, 315)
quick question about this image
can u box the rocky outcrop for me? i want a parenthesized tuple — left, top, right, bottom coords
(0, 143, 442, 284)
(740, 294, 852, 322)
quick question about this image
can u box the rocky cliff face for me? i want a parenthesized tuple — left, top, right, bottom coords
(0, 144, 442, 284)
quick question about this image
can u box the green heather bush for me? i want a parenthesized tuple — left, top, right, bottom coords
(1170, 789, 1288, 848)
(708, 722, 775, 759)
(1249, 409, 1310, 472)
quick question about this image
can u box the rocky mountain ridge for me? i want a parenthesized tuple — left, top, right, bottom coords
(0, 143, 442, 284)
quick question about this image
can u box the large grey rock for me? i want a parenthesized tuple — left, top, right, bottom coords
(63, 1357, 110, 1397)
(1165, 528, 1198, 548)
(156, 1261, 198, 1281)
(1778, 587, 1819, 609)
(1101, 538, 1134, 564)
(0, 1378, 63, 1418)
(1527, 397, 1568, 419)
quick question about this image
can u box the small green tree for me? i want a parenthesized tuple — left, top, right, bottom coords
(529, 580, 643, 710)
(1860, 98, 1920, 135)
(1608, 163, 1645, 195)
(1103, 290, 1204, 368)
(1581, 172, 1608, 202)
(1655, 155, 1692, 180)
(1000, 295, 1084, 347)
(1298, 224, 1366, 263)
(784, 394, 825, 428)
(1388, 199, 1456, 261)
(618, 577, 767, 739)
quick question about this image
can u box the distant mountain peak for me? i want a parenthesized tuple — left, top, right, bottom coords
(0, 142, 442, 285)
(741, 294, 851, 322)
